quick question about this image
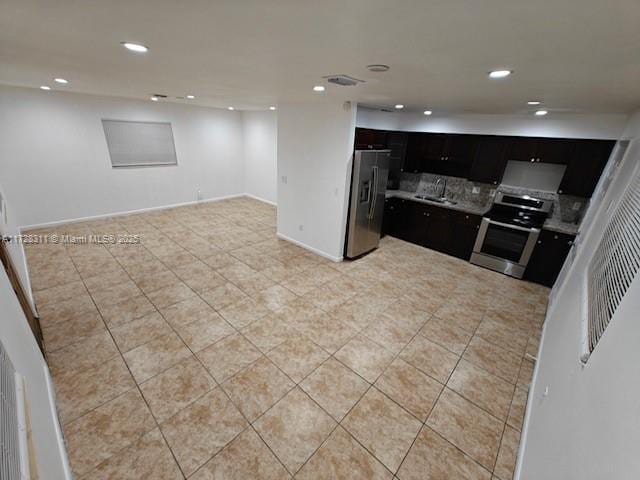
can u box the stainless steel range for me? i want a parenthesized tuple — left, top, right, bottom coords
(470, 192, 553, 278)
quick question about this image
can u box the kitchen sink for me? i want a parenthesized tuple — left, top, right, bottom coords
(414, 194, 458, 206)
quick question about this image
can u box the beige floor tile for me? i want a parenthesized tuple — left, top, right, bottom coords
(54, 356, 135, 424)
(174, 310, 235, 352)
(296, 315, 357, 354)
(447, 360, 515, 420)
(140, 356, 216, 423)
(397, 427, 491, 480)
(375, 358, 443, 421)
(37, 294, 97, 326)
(146, 282, 196, 309)
(241, 314, 296, 353)
(48, 331, 120, 377)
(159, 296, 214, 329)
(90, 280, 142, 310)
(190, 428, 289, 480)
(42, 310, 106, 352)
(160, 387, 248, 476)
(433, 300, 485, 333)
(462, 337, 522, 384)
(517, 357, 535, 391)
(342, 388, 422, 473)
(98, 295, 157, 327)
(399, 335, 459, 384)
(83, 428, 182, 480)
(199, 282, 248, 310)
(494, 426, 520, 480)
(476, 318, 529, 356)
(300, 357, 369, 421)
(280, 271, 326, 296)
(254, 387, 337, 474)
(296, 426, 392, 480)
(507, 388, 528, 431)
(110, 311, 174, 352)
(233, 271, 277, 295)
(33, 280, 87, 307)
(420, 316, 473, 355)
(65, 389, 156, 476)
(267, 334, 330, 383)
(363, 314, 416, 354)
(135, 269, 181, 295)
(223, 356, 295, 422)
(426, 388, 503, 471)
(218, 297, 271, 329)
(197, 333, 262, 382)
(123, 333, 192, 383)
(303, 284, 354, 312)
(253, 284, 298, 311)
(334, 334, 395, 382)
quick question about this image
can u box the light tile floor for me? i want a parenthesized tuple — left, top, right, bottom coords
(25, 197, 547, 479)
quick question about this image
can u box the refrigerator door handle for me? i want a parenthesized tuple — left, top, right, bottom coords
(368, 166, 378, 219)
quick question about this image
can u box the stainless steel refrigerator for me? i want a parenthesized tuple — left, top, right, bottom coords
(345, 150, 390, 258)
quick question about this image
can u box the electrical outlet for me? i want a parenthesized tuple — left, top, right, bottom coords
(281, 175, 288, 184)
(298, 224, 304, 231)
(334, 187, 339, 196)
(489, 189, 496, 197)
(197, 189, 202, 201)
(472, 186, 480, 194)
(572, 202, 582, 211)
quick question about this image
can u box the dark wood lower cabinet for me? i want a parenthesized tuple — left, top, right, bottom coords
(524, 230, 575, 287)
(383, 197, 481, 261)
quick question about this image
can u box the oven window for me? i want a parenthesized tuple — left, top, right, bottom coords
(481, 224, 530, 262)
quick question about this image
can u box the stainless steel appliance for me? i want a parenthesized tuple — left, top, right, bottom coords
(470, 192, 553, 278)
(345, 150, 390, 258)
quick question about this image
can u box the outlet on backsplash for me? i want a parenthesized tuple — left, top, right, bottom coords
(572, 202, 582, 211)
(472, 186, 480, 194)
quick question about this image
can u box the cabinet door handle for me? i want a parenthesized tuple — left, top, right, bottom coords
(493, 181, 497, 184)
(554, 235, 559, 240)
(531, 157, 535, 162)
(465, 215, 469, 219)
(537, 240, 542, 244)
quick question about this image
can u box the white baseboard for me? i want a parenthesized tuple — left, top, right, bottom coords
(20, 193, 246, 231)
(276, 232, 343, 262)
(244, 193, 277, 206)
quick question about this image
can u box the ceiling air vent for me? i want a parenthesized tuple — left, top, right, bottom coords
(585, 168, 640, 359)
(323, 74, 365, 87)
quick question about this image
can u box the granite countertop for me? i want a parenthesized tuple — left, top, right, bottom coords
(386, 189, 581, 236)
(385, 190, 489, 216)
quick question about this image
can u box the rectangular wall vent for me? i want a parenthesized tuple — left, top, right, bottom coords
(587, 171, 640, 356)
(102, 119, 178, 168)
(1, 341, 22, 479)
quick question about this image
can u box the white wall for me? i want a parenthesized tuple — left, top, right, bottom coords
(517, 111, 640, 479)
(242, 110, 277, 204)
(0, 85, 245, 228)
(0, 266, 71, 479)
(277, 102, 356, 261)
(357, 107, 627, 139)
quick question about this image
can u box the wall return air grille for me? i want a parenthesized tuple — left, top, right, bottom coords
(587, 171, 640, 355)
(1, 341, 22, 479)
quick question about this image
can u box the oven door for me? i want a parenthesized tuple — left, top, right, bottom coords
(474, 218, 539, 266)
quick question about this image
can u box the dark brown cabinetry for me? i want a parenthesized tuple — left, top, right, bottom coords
(558, 140, 614, 197)
(354, 128, 387, 150)
(506, 137, 575, 164)
(383, 197, 481, 261)
(468, 136, 509, 185)
(523, 229, 575, 287)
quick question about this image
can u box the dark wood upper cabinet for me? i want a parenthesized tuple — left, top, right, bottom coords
(354, 128, 387, 150)
(506, 137, 575, 164)
(422, 133, 478, 177)
(404, 132, 425, 173)
(468, 135, 509, 185)
(558, 140, 615, 197)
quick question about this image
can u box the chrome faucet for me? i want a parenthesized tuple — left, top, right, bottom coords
(434, 177, 447, 198)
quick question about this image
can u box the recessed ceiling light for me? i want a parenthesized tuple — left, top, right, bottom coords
(40, 85, 51, 90)
(488, 69, 512, 79)
(424, 110, 433, 116)
(535, 109, 548, 116)
(527, 101, 541, 105)
(367, 64, 390, 72)
(269, 106, 276, 111)
(313, 85, 325, 92)
(394, 104, 404, 109)
(54, 78, 68, 84)
(186, 95, 195, 99)
(150, 96, 159, 101)
(121, 42, 149, 53)
(228, 106, 235, 111)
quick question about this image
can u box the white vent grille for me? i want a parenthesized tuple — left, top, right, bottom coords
(102, 119, 178, 168)
(587, 172, 640, 354)
(1, 341, 21, 480)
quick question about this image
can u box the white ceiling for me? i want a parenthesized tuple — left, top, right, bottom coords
(1, 0, 639, 113)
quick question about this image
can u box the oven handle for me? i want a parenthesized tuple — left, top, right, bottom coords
(485, 218, 539, 233)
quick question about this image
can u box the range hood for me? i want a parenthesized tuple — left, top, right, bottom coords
(501, 160, 567, 192)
